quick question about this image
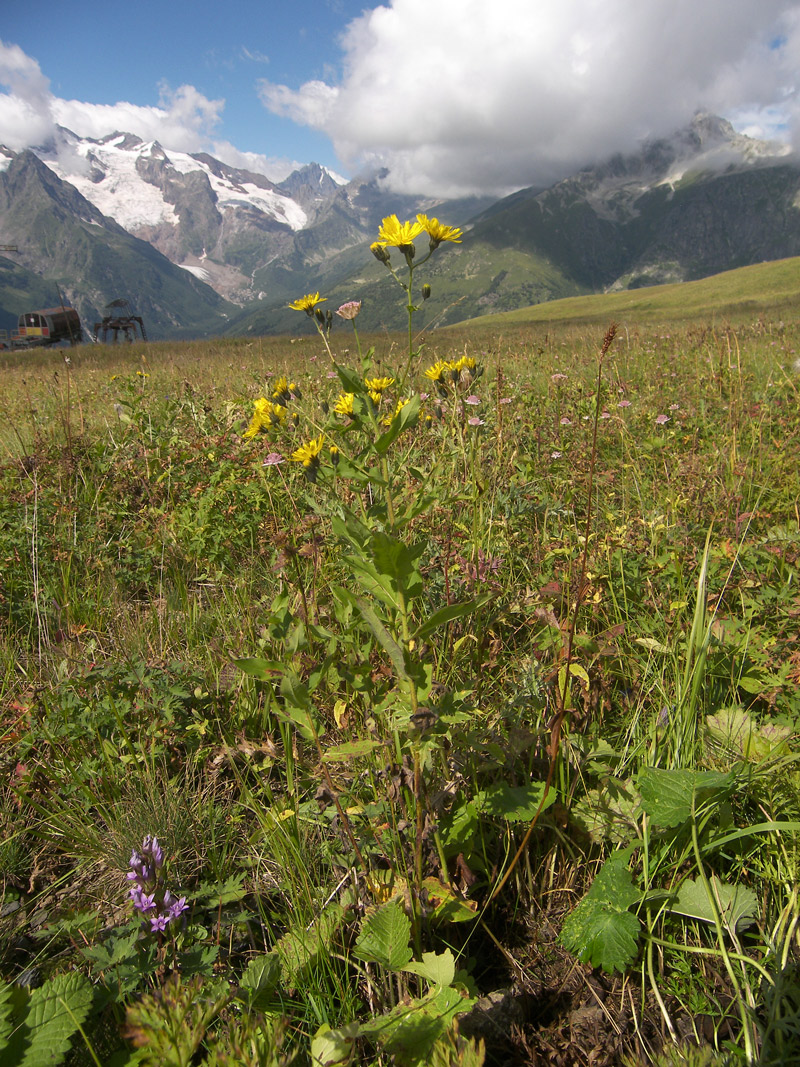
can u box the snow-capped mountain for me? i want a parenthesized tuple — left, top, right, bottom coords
(35, 127, 346, 303)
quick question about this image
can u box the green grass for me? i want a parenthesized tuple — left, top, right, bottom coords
(0, 307, 799, 1066)
(462, 255, 800, 327)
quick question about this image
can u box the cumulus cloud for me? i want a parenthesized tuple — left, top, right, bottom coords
(259, 0, 800, 196)
(0, 40, 296, 182)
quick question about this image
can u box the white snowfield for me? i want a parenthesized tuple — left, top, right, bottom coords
(40, 131, 315, 234)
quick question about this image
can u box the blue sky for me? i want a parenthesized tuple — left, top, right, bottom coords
(1, 0, 799, 195)
(1, 0, 367, 174)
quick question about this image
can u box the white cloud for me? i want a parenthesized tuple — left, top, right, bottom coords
(259, 0, 800, 196)
(0, 41, 294, 183)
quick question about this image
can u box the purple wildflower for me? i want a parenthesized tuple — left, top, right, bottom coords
(655, 414, 670, 425)
(465, 395, 481, 406)
(263, 452, 285, 466)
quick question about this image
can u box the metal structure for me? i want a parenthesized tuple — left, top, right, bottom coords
(94, 299, 148, 344)
(11, 306, 83, 348)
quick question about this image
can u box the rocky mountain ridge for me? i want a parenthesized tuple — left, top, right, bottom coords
(1, 113, 798, 339)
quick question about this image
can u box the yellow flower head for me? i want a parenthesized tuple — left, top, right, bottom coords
(243, 397, 286, 439)
(365, 376, 395, 393)
(417, 214, 463, 247)
(291, 434, 325, 467)
(288, 292, 327, 315)
(334, 392, 355, 416)
(377, 215, 425, 249)
(423, 361, 449, 383)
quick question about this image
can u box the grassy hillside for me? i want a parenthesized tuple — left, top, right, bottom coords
(460, 254, 800, 327)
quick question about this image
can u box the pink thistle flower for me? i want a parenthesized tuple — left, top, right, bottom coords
(560, 417, 572, 426)
(465, 395, 481, 405)
(655, 414, 670, 425)
(617, 399, 631, 408)
(467, 416, 485, 427)
(263, 453, 285, 466)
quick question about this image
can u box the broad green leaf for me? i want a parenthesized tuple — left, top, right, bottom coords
(402, 949, 456, 987)
(560, 850, 641, 974)
(373, 394, 421, 455)
(5, 973, 93, 1067)
(372, 985, 474, 1066)
(311, 1022, 359, 1067)
(371, 531, 425, 601)
(238, 952, 281, 1009)
(571, 778, 641, 845)
(334, 364, 366, 395)
(668, 876, 759, 931)
(347, 554, 401, 610)
(354, 598, 408, 680)
(232, 657, 284, 680)
(475, 782, 555, 822)
(276, 905, 345, 985)
(354, 901, 413, 970)
(561, 902, 641, 974)
(0, 981, 16, 1051)
(323, 738, 384, 762)
(414, 597, 486, 641)
(637, 767, 735, 828)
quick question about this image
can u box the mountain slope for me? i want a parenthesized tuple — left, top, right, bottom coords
(0, 150, 233, 339)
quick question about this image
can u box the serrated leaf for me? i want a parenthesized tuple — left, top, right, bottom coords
(402, 949, 456, 987)
(420, 878, 478, 923)
(276, 904, 345, 985)
(637, 767, 735, 827)
(238, 952, 281, 1009)
(559, 851, 641, 974)
(635, 637, 670, 653)
(0, 981, 16, 1051)
(669, 876, 759, 931)
(475, 781, 555, 822)
(354, 901, 413, 970)
(561, 901, 641, 974)
(6, 973, 93, 1067)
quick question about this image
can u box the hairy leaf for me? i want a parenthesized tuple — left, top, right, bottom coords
(354, 901, 413, 970)
(560, 850, 641, 973)
(637, 767, 735, 827)
(669, 876, 759, 931)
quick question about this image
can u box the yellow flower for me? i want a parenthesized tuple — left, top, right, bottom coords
(423, 361, 449, 382)
(365, 376, 395, 393)
(417, 214, 463, 247)
(291, 434, 325, 467)
(288, 292, 327, 315)
(376, 215, 425, 248)
(334, 392, 355, 416)
(243, 396, 285, 439)
(454, 355, 475, 372)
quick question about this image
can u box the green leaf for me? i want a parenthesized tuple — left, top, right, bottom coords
(4, 973, 93, 1067)
(414, 597, 486, 641)
(402, 949, 456, 987)
(347, 554, 401, 611)
(238, 953, 281, 1010)
(361, 985, 474, 1066)
(354, 596, 409, 680)
(354, 901, 413, 970)
(669, 876, 759, 931)
(334, 364, 366, 396)
(311, 1022, 359, 1067)
(371, 531, 425, 602)
(232, 657, 284, 680)
(560, 850, 641, 974)
(637, 767, 735, 828)
(374, 394, 421, 454)
(323, 738, 385, 762)
(475, 782, 555, 822)
(276, 904, 345, 985)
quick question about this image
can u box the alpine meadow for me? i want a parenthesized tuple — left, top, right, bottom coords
(1, 210, 800, 1067)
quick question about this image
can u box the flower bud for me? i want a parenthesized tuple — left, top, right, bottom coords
(422, 284, 431, 301)
(370, 242, 391, 265)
